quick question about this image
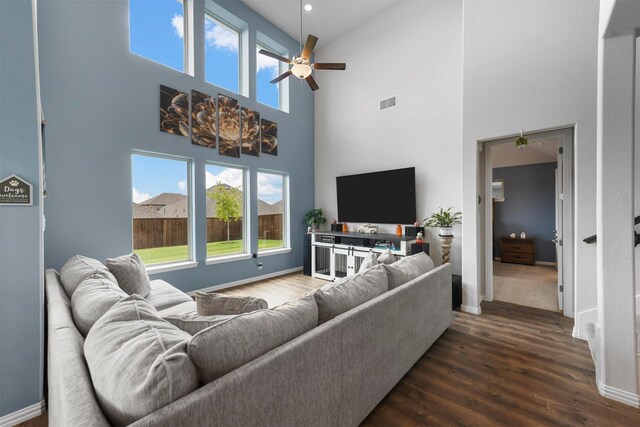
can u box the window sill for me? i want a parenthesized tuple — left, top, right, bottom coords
(146, 260, 199, 275)
(205, 253, 252, 265)
(257, 247, 291, 257)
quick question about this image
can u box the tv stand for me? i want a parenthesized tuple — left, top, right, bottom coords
(311, 231, 416, 281)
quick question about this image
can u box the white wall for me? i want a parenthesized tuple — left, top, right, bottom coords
(313, 0, 464, 274)
(462, 0, 599, 316)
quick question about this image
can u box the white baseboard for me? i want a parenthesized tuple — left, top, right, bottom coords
(597, 382, 640, 408)
(493, 257, 557, 267)
(0, 400, 45, 427)
(572, 326, 581, 339)
(190, 266, 303, 295)
(461, 304, 482, 315)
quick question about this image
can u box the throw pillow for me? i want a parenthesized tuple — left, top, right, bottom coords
(377, 249, 395, 265)
(59, 255, 118, 298)
(71, 275, 127, 336)
(85, 295, 198, 426)
(163, 313, 236, 335)
(314, 264, 388, 324)
(385, 252, 435, 290)
(195, 291, 268, 316)
(188, 293, 318, 384)
(358, 251, 378, 273)
(105, 253, 151, 297)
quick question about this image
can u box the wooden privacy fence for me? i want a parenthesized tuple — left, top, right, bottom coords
(133, 214, 283, 249)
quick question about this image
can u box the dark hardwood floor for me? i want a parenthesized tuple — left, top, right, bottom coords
(21, 274, 640, 426)
(362, 300, 640, 426)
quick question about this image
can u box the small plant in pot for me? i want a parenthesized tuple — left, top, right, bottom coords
(304, 208, 327, 230)
(424, 207, 462, 236)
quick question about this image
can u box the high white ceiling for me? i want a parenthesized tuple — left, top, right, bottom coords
(491, 136, 560, 168)
(239, 0, 400, 50)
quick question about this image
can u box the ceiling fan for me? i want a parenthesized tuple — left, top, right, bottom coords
(257, 1, 346, 91)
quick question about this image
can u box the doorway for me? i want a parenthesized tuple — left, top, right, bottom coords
(481, 128, 574, 315)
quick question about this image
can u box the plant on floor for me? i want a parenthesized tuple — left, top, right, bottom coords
(424, 207, 462, 237)
(303, 209, 327, 229)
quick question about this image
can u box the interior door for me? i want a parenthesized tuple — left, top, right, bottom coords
(555, 146, 564, 310)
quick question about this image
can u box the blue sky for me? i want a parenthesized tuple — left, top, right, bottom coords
(132, 155, 283, 204)
(129, 0, 279, 108)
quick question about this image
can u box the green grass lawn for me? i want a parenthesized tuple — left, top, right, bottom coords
(135, 239, 284, 265)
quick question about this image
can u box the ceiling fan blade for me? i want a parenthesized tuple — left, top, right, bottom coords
(305, 75, 319, 91)
(258, 49, 291, 64)
(270, 70, 292, 84)
(313, 63, 346, 70)
(301, 35, 319, 59)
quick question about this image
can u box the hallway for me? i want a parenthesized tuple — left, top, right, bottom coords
(493, 261, 559, 312)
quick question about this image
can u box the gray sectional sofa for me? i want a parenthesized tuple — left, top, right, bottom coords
(46, 254, 452, 427)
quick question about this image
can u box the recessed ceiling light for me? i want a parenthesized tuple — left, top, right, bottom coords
(304, 4, 313, 12)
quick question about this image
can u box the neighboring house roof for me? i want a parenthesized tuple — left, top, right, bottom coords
(271, 200, 284, 214)
(258, 200, 281, 215)
(140, 192, 186, 207)
(132, 203, 162, 219)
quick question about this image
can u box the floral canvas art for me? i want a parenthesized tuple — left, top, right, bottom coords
(160, 85, 189, 137)
(191, 90, 217, 148)
(241, 107, 260, 157)
(218, 94, 241, 158)
(261, 119, 277, 156)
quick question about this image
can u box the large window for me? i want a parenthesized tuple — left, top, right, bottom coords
(206, 163, 247, 258)
(131, 153, 192, 265)
(205, 14, 240, 93)
(129, 0, 187, 73)
(257, 171, 288, 252)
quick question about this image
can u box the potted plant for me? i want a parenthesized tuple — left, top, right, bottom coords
(304, 208, 327, 230)
(424, 207, 462, 236)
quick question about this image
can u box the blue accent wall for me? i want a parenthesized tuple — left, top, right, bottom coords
(493, 162, 557, 263)
(0, 0, 44, 417)
(37, 0, 314, 291)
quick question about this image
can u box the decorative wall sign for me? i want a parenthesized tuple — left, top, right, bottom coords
(261, 119, 278, 156)
(191, 90, 217, 148)
(218, 94, 241, 158)
(241, 107, 260, 157)
(160, 85, 189, 137)
(0, 175, 33, 206)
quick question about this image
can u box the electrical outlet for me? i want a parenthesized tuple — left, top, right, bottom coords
(257, 262, 263, 270)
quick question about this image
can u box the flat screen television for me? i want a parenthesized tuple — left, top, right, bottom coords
(336, 167, 416, 224)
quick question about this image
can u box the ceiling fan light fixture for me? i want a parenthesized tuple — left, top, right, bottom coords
(304, 4, 313, 11)
(291, 63, 312, 79)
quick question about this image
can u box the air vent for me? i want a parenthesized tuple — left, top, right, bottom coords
(379, 96, 397, 111)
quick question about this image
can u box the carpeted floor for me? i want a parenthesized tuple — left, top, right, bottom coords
(493, 261, 559, 312)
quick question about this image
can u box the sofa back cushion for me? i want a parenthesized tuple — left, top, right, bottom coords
(385, 252, 435, 290)
(71, 275, 127, 336)
(105, 253, 151, 297)
(314, 264, 388, 324)
(188, 294, 318, 384)
(195, 291, 268, 315)
(85, 295, 198, 426)
(163, 313, 236, 335)
(60, 255, 118, 298)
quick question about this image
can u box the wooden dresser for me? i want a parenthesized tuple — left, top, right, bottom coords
(500, 237, 535, 266)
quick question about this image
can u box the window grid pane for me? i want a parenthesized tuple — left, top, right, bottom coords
(129, 0, 185, 72)
(205, 14, 240, 93)
(132, 154, 191, 265)
(206, 164, 246, 258)
(257, 171, 286, 251)
(256, 43, 281, 109)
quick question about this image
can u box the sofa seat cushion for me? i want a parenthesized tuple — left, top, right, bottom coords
(195, 291, 268, 315)
(188, 293, 318, 384)
(85, 295, 198, 426)
(163, 313, 236, 335)
(314, 264, 388, 324)
(71, 275, 127, 336)
(105, 253, 151, 297)
(145, 279, 193, 311)
(385, 252, 435, 290)
(60, 255, 118, 298)
(158, 300, 197, 317)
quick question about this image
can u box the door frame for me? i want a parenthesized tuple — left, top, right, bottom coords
(480, 127, 574, 317)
